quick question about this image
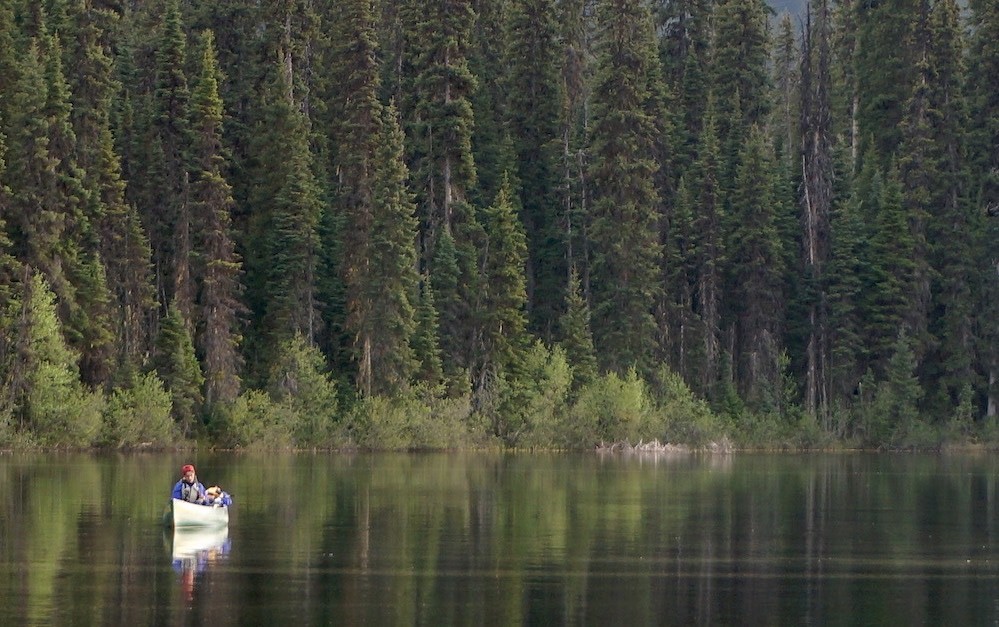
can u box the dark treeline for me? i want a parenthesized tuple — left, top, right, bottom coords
(0, 0, 996, 450)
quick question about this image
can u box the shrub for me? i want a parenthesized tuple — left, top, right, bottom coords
(568, 369, 651, 447)
(348, 392, 474, 450)
(29, 362, 104, 446)
(99, 373, 174, 448)
(651, 367, 726, 447)
(507, 343, 572, 449)
(213, 389, 293, 449)
(267, 335, 340, 447)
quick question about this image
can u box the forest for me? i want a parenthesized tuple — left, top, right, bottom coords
(0, 0, 996, 450)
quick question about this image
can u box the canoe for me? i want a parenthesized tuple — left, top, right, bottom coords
(166, 498, 230, 528)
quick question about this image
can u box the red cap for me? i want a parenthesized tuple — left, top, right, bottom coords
(181, 464, 195, 475)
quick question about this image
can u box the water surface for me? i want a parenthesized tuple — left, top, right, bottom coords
(1, 451, 997, 625)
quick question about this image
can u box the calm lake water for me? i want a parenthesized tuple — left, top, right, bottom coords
(1, 451, 998, 625)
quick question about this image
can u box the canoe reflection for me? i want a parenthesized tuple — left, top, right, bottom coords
(170, 525, 231, 601)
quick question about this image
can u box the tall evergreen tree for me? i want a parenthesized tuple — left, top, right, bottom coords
(559, 265, 598, 390)
(146, 0, 192, 323)
(477, 174, 530, 387)
(853, 0, 919, 169)
(826, 163, 870, 412)
(863, 167, 918, 371)
(504, 0, 565, 342)
(153, 303, 204, 437)
(656, 0, 711, 172)
(663, 174, 704, 389)
(469, 0, 511, 209)
(250, 60, 323, 371)
(587, 0, 664, 376)
(190, 30, 244, 406)
(689, 102, 725, 397)
(967, 0, 999, 418)
(412, 277, 445, 387)
(556, 0, 593, 282)
(327, 0, 417, 396)
(710, 0, 772, 133)
(921, 0, 976, 413)
(66, 0, 155, 382)
(725, 126, 785, 407)
(10, 272, 101, 446)
(357, 104, 422, 397)
(5, 32, 115, 388)
(405, 0, 485, 381)
(588, 0, 662, 373)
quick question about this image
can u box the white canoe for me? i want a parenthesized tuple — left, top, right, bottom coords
(167, 498, 230, 528)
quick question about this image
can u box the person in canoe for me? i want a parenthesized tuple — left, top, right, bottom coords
(173, 464, 207, 504)
(204, 486, 233, 507)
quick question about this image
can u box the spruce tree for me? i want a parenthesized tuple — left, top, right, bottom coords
(710, 0, 772, 132)
(725, 126, 785, 407)
(405, 0, 485, 381)
(587, 0, 664, 376)
(327, 0, 417, 397)
(689, 99, 724, 397)
(826, 168, 870, 410)
(863, 167, 917, 372)
(556, 0, 593, 280)
(469, 0, 511, 209)
(663, 174, 705, 389)
(190, 30, 244, 406)
(147, 0, 193, 323)
(66, 0, 155, 382)
(504, 0, 565, 341)
(558, 266, 597, 390)
(12, 273, 102, 446)
(918, 0, 980, 417)
(412, 277, 445, 388)
(359, 104, 422, 397)
(477, 174, 530, 387)
(967, 0, 999, 419)
(5, 33, 114, 388)
(251, 60, 323, 369)
(656, 0, 711, 172)
(153, 304, 204, 438)
(853, 0, 919, 168)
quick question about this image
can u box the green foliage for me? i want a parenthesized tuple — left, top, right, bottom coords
(558, 267, 597, 391)
(190, 29, 244, 406)
(649, 366, 725, 447)
(0, 0, 995, 452)
(478, 175, 530, 378)
(347, 392, 474, 450)
(211, 389, 293, 450)
(19, 273, 103, 446)
(587, 0, 664, 376)
(153, 305, 204, 437)
(266, 335, 340, 447)
(567, 369, 653, 447)
(354, 104, 421, 397)
(99, 372, 174, 448)
(858, 333, 926, 448)
(504, 0, 565, 339)
(486, 341, 573, 449)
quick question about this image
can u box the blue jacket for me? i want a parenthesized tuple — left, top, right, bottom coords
(207, 491, 233, 507)
(172, 479, 206, 503)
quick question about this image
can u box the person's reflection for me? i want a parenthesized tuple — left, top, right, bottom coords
(170, 526, 231, 602)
